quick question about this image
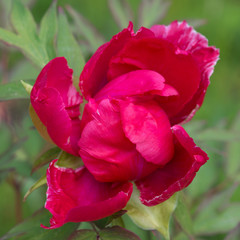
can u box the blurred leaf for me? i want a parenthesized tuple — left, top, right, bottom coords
(125, 186, 178, 240)
(21, 80, 33, 95)
(174, 193, 194, 236)
(193, 186, 240, 235)
(0, 28, 22, 46)
(29, 104, 54, 144)
(57, 151, 83, 169)
(226, 113, 240, 178)
(24, 175, 47, 201)
(11, 0, 37, 37)
(71, 229, 96, 240)
(0, 80, 35, 101)
(197, 128, 240, 142)
(174, 232, 189, 240)
(99, 226, 141, 240)
(231, 185, 240, 202)
(39, 0, 57, 59)
(9, 60, 39, 82)
(32, 147, 61, 174)
(194, 204, 240, 235)
(138, 0, 170, 28)
(10, 0, 49, 67)
(108, 0, 134, 29)
(225, 223, 240, 240)
(57, 9, 85, 78)
(1, 209, 78, 240)
(66, 5, 105, 53)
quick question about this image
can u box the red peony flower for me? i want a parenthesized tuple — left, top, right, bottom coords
(30, 21, 219, 229)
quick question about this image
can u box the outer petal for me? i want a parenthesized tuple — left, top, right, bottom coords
(95, 69, 178, 101)
(42, 160, 133, 229)
(79, 99, 159, 182)
(79, 24, 133, 99)
(151, 21, 219, 123)
(79, 22, 155, 100)
(135, 125, 208, 206)
(119, 101, 174, 166)
(31, 57, 82, 155)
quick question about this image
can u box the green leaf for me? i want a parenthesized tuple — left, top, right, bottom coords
(8, 0, 49, 67)
(174, 193, 194, 236)
(125, 186, 178, 240)
(99, 226, 141, 240)
(57, 151, 83, 169)
(138, 0, 170, 28)
(0, 79, 35, 101)
(71, 229, 97, 240)
(57, 9, 85, 78)
(194, 204, 240, 235)
(193, 186, 240, 234)
(24, 175, 47, 201)
(108, 0, 133, 29)
(31, 147, 61, 174)
(0, 27, 22, 46)
(1, 209, 79, 240)
(66, 5, 105, 52)
(11, 0, 37, 37)
(39, 0, 58, 59)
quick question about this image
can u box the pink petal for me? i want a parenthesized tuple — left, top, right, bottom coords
(79, 99, 159, 182)
(107, 37, 201, 121)
(31, 57, 82, 155)
(42, 160, 133, 229)
(135, 125, 208, 206)
(119, 101, 174, 166)
(95, 69, 178, 101)
(151, 21, 219, 124)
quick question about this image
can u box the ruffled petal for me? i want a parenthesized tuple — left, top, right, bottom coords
(31, 57, 82, 155)
(80, 23, 134, 100)
(79, 99, 159, 182)
(135, 125, 208, 206)
(119, 101, 174, 166)
(107, 37, 201, 121)
(42, 160, 133, 229)
(151, 21, 219, 124)
(95, 69, 178, 101)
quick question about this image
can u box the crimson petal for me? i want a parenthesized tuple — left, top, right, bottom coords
(119, 101, 174, 166)
(95, 69, 178, 101)
(79, 99, 158, 182)
(135, 125, 208, 206)
(31, 57, 82, 155)
(151, 21, 219, 123)
(42, 160, 133, 229)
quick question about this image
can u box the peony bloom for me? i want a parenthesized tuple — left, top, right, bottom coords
(30, 21, 219, 229)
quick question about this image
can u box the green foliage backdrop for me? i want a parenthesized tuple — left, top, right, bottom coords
(0, 0, 240, 239)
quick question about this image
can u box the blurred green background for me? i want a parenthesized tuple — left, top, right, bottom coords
(0, 0, 240, 239)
